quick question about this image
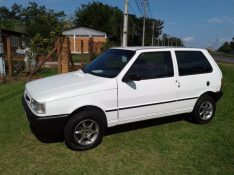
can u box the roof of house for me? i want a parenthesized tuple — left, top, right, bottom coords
(62, 27, 106, 37)
(1, 25, 27, 35)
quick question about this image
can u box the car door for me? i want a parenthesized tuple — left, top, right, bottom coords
(117, 51, 179, 122)
(174, 50, 214, 111)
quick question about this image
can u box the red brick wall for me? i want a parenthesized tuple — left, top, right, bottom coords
(69, 36, 106, 53)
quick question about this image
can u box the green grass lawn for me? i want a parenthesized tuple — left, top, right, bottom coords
(72, 54, 90, 64)
(0, 64, 233, 175)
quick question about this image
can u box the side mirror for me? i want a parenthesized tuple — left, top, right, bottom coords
(122, 73, 141, 82)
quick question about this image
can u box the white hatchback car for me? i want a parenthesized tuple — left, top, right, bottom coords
(22, 47, 223, 150)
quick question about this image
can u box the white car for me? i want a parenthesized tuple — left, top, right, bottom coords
(22, 47, 223, 150)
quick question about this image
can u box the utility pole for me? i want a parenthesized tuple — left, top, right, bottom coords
(122, 0, 128, 47)
(142, 0, 147, 46)
(151, 21, 154, 46)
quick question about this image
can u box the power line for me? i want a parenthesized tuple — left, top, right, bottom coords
(140, 0, 148, 18)
(147, 0, 153, 19)
(146, 0, 155, 46)
(130, 0, 155, 46)
(128, 1, 137, 15)
(134, 0, 143, 16)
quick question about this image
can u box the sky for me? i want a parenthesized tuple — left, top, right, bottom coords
(1, 0, 234, 49)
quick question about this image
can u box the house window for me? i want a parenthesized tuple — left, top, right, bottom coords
(11, 36, 20, 47)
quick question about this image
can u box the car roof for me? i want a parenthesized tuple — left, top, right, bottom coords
(111, 46, 204, 51)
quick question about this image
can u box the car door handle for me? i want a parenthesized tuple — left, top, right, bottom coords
(176, 80, 181, 88)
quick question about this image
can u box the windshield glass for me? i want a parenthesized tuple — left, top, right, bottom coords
(82, 49, 135, 78)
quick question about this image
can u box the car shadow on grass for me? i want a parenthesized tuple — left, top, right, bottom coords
(31, 114, 192, 144)
(30, 126, 64, 143)
(105, 114, 191, 136)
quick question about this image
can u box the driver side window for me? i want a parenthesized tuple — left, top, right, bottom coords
(126, 51, 174, 80)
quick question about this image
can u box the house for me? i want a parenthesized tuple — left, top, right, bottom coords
(0, 27, 25, 54)
(62, 27, 107, 54)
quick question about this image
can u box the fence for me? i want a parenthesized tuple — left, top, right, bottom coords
(1, 36, 113, 82)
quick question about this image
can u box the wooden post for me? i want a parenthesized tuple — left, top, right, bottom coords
(28, 59, 32, 73)
(81, 40, 84, 67)
(88, 38, 93, 63)
(70, 51, 74, 68)
(57, 38, 62, 73)
(29, 37, 72, 78)
(60, 37, 71, 73)
(6, 37, 13, 77)
(29, 47, 57, 78)
(97, 42, 101, 54)
(67, 37, 72, 70)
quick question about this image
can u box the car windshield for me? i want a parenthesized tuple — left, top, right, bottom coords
(82, 49, 135, 78)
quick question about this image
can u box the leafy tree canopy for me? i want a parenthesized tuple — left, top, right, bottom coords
(74, 2, 167, 46)
(1, 1, 183, 54)
(74, 2, 123, 44)
(230, 37, 234, 50)
(0, 2, 66, 55)
(218, 37, 234, 53)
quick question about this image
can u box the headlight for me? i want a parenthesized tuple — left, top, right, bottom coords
(30, 99, 46, 114)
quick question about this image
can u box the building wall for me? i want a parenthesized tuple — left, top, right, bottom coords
(69, 36, 106, 54)
(1, 30, 22, 54)
(2, 36, 21, 54)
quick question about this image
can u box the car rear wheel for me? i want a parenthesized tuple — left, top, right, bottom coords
(192, 95, 216, 124)
(64, 110, 105, 151)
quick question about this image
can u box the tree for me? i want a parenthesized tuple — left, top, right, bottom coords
(74, 2, 123, 44)
(0, 6, 21, 29)
(21, 2, 65, 38)
(22, 2, 66, 54)
(153, 19, 164, 38)
(230, 37, 234, 50)
(219, 42, 232, 53)
(74, 2, 165, 46)
(10, 3, 23, 21)
(0, 2, 66, 55)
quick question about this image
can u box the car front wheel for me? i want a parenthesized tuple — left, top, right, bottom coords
(64, 110, 105, 151)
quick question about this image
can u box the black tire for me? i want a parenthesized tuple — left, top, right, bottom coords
(192, 95, 216, 124)
(64, 109, 106, 151)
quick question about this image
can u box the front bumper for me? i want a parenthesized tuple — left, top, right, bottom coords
(22, 96, 69, 133)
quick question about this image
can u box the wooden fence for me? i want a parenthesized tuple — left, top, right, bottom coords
(2, 36, 110, 80)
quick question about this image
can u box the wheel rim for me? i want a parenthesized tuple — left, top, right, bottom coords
(73, 119, 99, 146)
(199, 101, 213, 120)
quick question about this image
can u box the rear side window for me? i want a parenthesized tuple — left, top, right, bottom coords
(127, 51, 174, 80)
(175, 51, 212, 76)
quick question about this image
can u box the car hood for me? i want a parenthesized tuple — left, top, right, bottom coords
(25, 70, 116, 102)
